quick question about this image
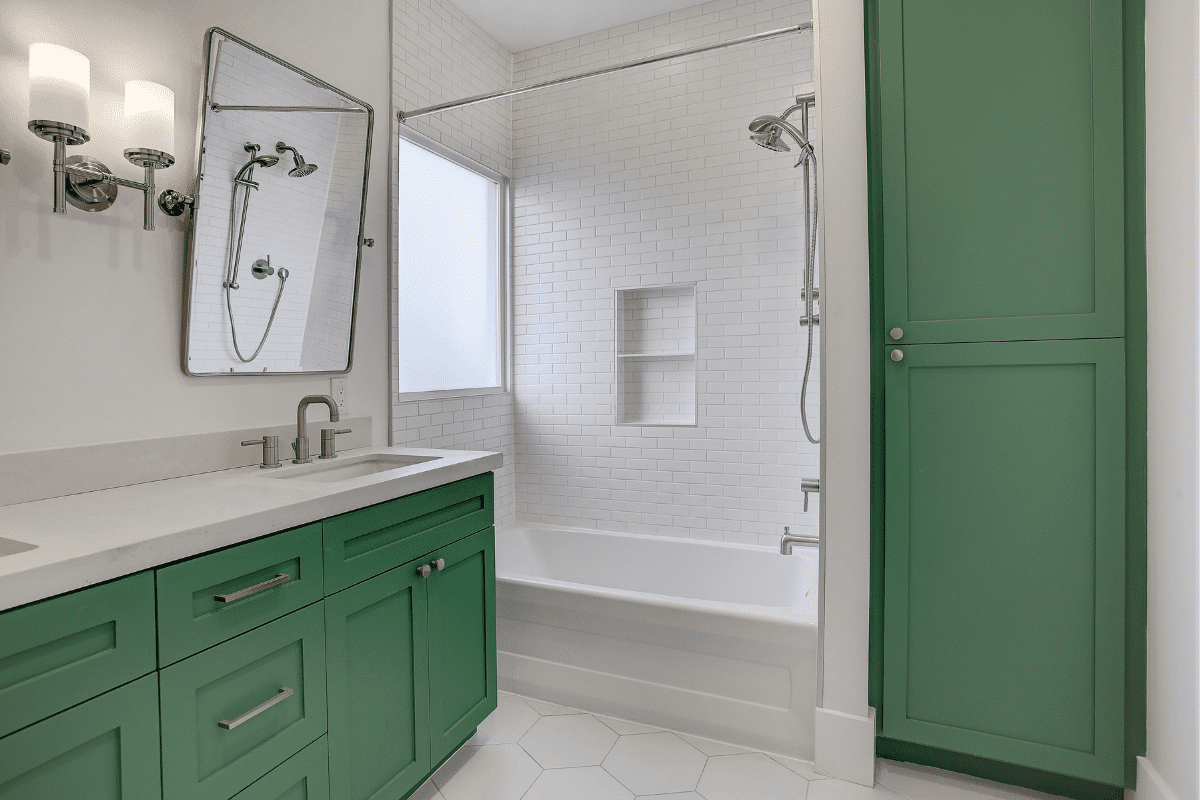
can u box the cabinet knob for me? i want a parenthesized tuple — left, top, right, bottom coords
(890, 327, 904, 340)
(433, 558, 446, 571)
(890, 349, 904, 362)
(417, 564, 432, 579)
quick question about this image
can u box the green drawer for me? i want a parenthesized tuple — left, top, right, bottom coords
(0, 571, 155, 738)
(232, 736, 328, 800)
(323, 472, 494, 594)
(157, 524, 324, 665)
(160, 603, 328, 800)
(0, 673, 162, 800)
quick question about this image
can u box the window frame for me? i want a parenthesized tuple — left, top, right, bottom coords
(390, 124, 510, 405)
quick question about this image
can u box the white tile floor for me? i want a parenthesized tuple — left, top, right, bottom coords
(413, 693, 1071, 800)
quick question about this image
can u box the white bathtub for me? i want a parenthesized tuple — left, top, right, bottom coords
(495, 524, 819, 758)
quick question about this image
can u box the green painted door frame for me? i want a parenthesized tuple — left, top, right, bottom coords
(865, 1, 1147, 797)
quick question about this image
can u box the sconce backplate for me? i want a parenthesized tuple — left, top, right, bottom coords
(64, 155, 118, 212)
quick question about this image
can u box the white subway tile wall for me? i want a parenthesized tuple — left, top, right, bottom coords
(188, 43, 364, 373)
(510, 0, 820, 545)
(391, 0, 517, 526)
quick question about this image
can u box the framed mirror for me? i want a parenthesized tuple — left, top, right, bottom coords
(181, 28, 372, 375)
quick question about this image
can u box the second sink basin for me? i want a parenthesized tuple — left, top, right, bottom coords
(0, 537, 37, 558)
(267, 453, 441, 483)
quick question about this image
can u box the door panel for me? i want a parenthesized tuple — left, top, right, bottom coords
(427, 527, 497, 765)
(882, 339, 1124, 784)
(325, 561, 430, 800)
(879, 0, 1124, 343)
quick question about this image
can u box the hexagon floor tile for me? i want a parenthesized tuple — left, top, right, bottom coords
(470, 694, 540, 746)
(601, 732, 707, 796)
(523, 766, 634, 800)
(432, 743, 541, 800)
(519, 713, 618, 768)
(697, 752, 810, 800)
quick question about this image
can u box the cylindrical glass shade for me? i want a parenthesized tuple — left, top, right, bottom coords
(124, 80, 174, 156)
(29, 44, 90, 130)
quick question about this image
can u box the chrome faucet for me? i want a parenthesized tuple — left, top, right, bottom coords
(780, 526, 820, 555)
(293, 395, 339, 464)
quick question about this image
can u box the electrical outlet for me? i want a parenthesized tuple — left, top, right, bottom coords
(330, 378, 348, 414)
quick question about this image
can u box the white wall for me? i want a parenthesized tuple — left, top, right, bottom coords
(0, 0, 391, 451)
(390, 0, 518, 527)
(1144, 0, 1200, 798)
(509, 0, 820, 546)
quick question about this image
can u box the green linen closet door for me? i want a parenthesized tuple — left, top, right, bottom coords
(426, 527, 498, 766)
(325, 561, 430, 800)
(882, 339, 1125, 785)
(879, 0, 1124, 344)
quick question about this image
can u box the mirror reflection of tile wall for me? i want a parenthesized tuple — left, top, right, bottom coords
(184, 33, 368, 374)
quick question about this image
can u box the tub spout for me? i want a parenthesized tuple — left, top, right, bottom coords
(781, 526, 819, 555)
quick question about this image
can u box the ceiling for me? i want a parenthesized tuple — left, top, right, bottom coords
(447, 0, 706, 54)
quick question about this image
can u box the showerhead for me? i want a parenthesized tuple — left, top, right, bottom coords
(748, 114, 814, 166)
(750, 127, 790, 152)
(251, 155, 280, 168)
(275, 142, 318, 177)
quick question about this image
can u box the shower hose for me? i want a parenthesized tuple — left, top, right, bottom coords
(224, 167, 289, 363)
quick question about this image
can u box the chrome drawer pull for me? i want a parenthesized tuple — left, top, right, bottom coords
(215, 573, 291, 603)
(218, 686, 293, 730)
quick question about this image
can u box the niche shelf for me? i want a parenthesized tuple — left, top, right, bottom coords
(615, 284, 697, 426)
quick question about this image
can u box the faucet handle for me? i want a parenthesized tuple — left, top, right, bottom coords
(241, 436, 281, 469)
(319, 428, 352, 460)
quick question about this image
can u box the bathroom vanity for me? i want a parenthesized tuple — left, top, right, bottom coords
(0, 450, 500, 800)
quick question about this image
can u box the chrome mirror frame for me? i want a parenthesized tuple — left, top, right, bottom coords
(180, 27, 373, 376)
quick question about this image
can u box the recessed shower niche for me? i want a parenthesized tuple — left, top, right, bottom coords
(615, 284, 697, 426)
(180, 29, 373, 375)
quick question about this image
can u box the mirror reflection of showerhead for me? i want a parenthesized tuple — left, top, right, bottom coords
(748, 114, 813, 166)
(275, 142, 318, 177)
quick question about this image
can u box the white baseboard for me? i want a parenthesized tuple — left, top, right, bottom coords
(814, 706, 876, 786)
(1135, 757, 1181, 800)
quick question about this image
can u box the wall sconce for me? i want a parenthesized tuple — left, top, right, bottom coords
(26, 44, 192, 231)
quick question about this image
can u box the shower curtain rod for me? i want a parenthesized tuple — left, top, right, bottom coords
(211, 104, 369, 113)
(397, 22, 813, 122)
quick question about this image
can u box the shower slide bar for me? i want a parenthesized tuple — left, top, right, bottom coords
(211, 104, 368, 113)
(398, 22, 814, 122)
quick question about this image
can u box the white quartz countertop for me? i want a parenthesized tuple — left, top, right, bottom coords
(0, 446, 502, 612)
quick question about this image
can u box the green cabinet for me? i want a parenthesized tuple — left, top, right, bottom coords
(232, 737, 329, 800)
(0, 571, 156, 739)
(0, 471, 496, 800)
(157, 523, 324, 666)
(160, 603, 328, 800)
(879, 0, 1125, 344)
(427, 528, 497, 765)
(0, 673, 162, 800)
(882, 340, 1125, 784)
(871, 0, 1137, 792)
(325, 527, 497, 800)
(323, 473, 495, 594)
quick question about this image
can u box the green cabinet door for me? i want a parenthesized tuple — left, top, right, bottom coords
(882, 339, 1125, 784)
(879, 0, 1124, 344)
(0, 673, 162, 800)
(0, 571, 156, 738)
(427, 527, 498, 765)
(325, 559, 430, 800)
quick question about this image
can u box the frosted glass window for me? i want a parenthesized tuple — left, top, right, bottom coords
(396, 136, 503, 395)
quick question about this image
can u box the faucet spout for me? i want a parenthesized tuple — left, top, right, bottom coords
(293, 395, 339, 464)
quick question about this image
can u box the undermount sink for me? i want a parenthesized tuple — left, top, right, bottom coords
(267, 453, 441, 483)
(0, 537, 37, 558)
